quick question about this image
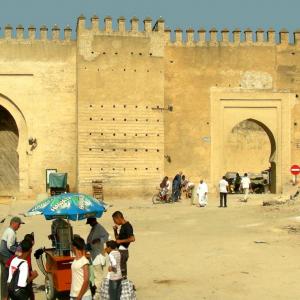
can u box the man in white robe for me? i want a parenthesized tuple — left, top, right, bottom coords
(197, 180, 208, 207)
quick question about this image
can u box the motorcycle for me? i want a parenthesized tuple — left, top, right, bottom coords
(152, 188, 173, 204)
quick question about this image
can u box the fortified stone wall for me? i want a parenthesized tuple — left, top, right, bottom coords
(164, 27, 300, 187)
(1, 16, 300, 197)
(76, 16, 165, 196)
(0, 25, 77, 197)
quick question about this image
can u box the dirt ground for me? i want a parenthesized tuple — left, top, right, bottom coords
(2, 193, 300, 300)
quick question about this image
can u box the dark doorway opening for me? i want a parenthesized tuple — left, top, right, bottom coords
(0, 106, 19, 194)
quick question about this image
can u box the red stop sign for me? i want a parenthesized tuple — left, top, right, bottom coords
(291, 165, 300, 175)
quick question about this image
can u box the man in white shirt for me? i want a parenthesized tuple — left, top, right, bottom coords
(241, 173, 251, 202)
(0, 216, 24, 299)
(7, 239, 37, 299)
(197, 180, 208, 207)
(219, 176, 229, 207)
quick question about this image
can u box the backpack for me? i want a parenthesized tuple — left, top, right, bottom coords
(8, 260, 29, 298)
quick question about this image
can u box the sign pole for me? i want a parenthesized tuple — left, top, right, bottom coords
(290, 165, 300, 185)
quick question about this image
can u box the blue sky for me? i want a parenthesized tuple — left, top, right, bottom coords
(0, 0, 299, 33)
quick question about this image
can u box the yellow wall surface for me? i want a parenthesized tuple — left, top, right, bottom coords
(0, 30, 77, 197)
(1, 19, 300, 198)
(76, 18, 165, 196)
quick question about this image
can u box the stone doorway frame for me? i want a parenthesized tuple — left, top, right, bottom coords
(210, 88, 294, 194)
(0, 93, 28, 197)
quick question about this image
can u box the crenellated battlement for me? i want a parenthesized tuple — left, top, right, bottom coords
(0, 23, 73, 42)
(164, 27, 300, 47)
(1, 15, 300, 49)
(76, 14, 165, 37)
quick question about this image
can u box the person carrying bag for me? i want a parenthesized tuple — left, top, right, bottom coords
(8, 261, 28, 299)
(7, 239, 38, 300)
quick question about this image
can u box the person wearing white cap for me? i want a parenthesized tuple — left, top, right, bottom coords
(0, 216, 24, 299)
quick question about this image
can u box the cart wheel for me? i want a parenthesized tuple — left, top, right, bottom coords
(45, 274, 57, 300)
(152, 194, 161, 204)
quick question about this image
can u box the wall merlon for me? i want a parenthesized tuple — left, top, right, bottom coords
(52, 25, 60, 40)
(40, 25, 48, 40)
(164, 28, 171, 44)
(233, 28, 241, 43)
(244, 28, 253, 43)
(64, 25, 72, 40)
(118, 16, 126, 33)
(267, 28, 276, 44)
(256, 28, 264, 43)
(279, 28, 289, 44)
(209, 27, 218, 43)
(157, 17, 165, 32)
(294, 29, 300, 45)
(28, 25, 36, 40)
(175, 28, 183, 45)
(4, 24, 12, 39)
(143, 17, 152, 33)
(77, 14, 86, 33)
(221, 28, 229, 42)
(16, 24, 24, 39)
(130, 16, 139, 33)
(186, 28, 195, 45)
(91, 15, 99, 32)
(104, 16, 113, 33)
(198, 28, 206, 44)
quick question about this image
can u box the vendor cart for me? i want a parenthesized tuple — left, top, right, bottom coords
(35, 217, 74, 299)
(35, 248, 74, 299)
(27, 193, 106, 299)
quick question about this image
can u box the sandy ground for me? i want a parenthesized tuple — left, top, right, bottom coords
(2, 193, 300, 300)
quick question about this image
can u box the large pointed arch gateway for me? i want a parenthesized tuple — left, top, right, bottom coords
(0, 94, 28, 196)
(224, 118, 277, 193)
(210, 88, 294, 193)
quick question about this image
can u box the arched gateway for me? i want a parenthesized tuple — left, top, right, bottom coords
(0, 94, 28, 196)
(210, 89, 294, 194)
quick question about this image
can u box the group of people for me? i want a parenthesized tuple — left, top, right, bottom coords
(218, 173, 251, 207)
(0, 210, 135, 300)
(159, 171, 252, 208)
(0, 216, 37, 300)
(159, 172, 195, 202)
(195, 173, 251, 208)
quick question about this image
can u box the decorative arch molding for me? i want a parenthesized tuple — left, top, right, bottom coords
(210, 88, 295, 193)
(0, 93, 28, 196)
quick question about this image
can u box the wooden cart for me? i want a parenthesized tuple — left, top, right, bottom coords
(36, 248, 74, 300)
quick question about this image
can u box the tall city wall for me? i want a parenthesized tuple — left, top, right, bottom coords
(0, 16, 299, 197)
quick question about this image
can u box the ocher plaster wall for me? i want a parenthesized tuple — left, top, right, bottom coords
(76, 17, 165, 196)
(0, 35, 77, 197)
(164, 38, 298, 189)
(2, 19, 300, 198)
